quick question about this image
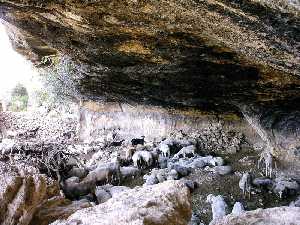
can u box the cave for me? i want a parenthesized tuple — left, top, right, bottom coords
(0, 1, 300, 225)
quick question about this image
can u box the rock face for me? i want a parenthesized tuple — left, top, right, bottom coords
(0, 0, 300, 170)
(0, 162, 91, 225)
(0, 0, 299, 110)
(30, 197, 92, 225)
(0, 162, 56, 225)
(210, 207, 300, 225)
(50, 180, 191, 225)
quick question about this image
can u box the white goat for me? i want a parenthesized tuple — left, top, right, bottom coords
(206, 194, 228, 223)
(258, 151, 276, 178)
(239, 172, 252, 198)
(132, 151, 153, 168)
(159, 143, 171, 158)
(132, 151, 143, 168)
(139, 151, 153, 167)
(174, 145, 196, 158)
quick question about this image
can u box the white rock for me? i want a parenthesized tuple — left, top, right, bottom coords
(50, 180, 191, 225)
(231, 202, 245, 215)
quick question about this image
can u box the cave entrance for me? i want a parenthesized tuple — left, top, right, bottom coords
(0, 23, 41, 112)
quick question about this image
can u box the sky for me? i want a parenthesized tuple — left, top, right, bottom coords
(0, 22, 40, 100)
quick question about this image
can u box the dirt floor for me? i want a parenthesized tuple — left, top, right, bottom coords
(189, 147, 297, 224)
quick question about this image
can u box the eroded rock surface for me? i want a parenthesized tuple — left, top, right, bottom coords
(0, 0, 299, 110)
(210, 206, 300, 225)
(0, 162, 56, 225)
(51, 180, 191, 225)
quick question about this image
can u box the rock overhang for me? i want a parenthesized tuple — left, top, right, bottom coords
(0, 0, 299, 111)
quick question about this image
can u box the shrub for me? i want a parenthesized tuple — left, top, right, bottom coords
(7, 83, 29, 111)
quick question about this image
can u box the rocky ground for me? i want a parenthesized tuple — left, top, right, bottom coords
(1, 109, 300, 225)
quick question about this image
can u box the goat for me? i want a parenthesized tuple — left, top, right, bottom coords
(132, 151, 153, 168)
(173, 145, 195, 158)
(258, 151, 277, 178)
(125, 147, 136, 162)
(239, 172, 252, 199)
(151, 148, 160, 166)
(131, 136, 145, 146)
(109, 139, 125, 147)
(159, 143, 171, 158)
(59, 174, 95, 200)
(84, 157, 122, 185)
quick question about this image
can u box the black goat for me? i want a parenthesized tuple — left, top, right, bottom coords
(109, 139, 125, 147)
(131, 136, 145, 146)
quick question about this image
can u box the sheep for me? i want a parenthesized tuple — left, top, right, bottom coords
(125, 147, 135, 162)
(61, 178, 95, 200)
(189, 158, 206, 169)
(120, 166, 141, 179)
(67, 167, 88, 179)
(258, 151, 276, 178)
(107, 156, 122, 184)
(158, 155, 168, 169)
(84, 157, 122, 185)
(132, 151, 143, 168)
(159, 143, 171, 158)
(167, 169, 179, 180)
(84, 166, 113, 185)
(151, 148, 160, 166)
(206, 194, 228, 223)
(139, 150, 153, 167)
(239, 172, 252, 198)
(172, 164, 191, 177)
(272, 176, 300, 199)
(252, 177, 273, 188)
(131, 136, 145, 146)
(173, 145, 196, 158)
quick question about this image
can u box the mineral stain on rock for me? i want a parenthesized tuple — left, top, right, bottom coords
(0, 0, 300, 225)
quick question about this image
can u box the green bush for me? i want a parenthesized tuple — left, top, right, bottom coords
(7, 83, 29, 111)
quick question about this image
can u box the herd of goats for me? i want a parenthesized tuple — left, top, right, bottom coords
(1, 130, 300, 224)
(53, 131, 299, 224)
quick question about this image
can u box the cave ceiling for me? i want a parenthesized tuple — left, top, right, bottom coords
(0, 0, 299, 112)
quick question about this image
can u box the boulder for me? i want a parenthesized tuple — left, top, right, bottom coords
(210, 207, 300, 225)
(50, 180, 191, 225)
(231, 202, 245, 216)
(30, 197, 91, 225)
(95, 187, 112, 204)
(108, 186, 131, 197)
(0, 162, 59, 225)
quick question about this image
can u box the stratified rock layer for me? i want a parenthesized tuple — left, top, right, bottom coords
(0, 0, 299, 110)
(51, 180, 192, 225)
(0, 161, 91, 225)
(210, 206, 300, 225)
(0, 162, 52, 225)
